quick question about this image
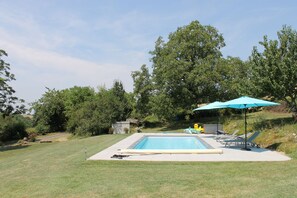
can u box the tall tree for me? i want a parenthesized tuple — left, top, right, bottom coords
(250, 25, 297, 118)
(110, 80, 132, 121)
(0, 49, 25, 117)
(67, 88, 113, 136)
(150, 20, 225, 120)
(131, 64, 152, 118)
(32, 88, 66, 132)
(211, 57, 253, 100)
(63, 86, 95, 117)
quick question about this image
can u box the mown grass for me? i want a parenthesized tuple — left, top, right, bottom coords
(0, 132, 297, 197)
(1, 111, 297, 197)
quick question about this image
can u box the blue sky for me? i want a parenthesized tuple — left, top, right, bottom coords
(0, 0, 296, 104)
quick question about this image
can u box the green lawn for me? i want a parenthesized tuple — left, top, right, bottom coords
(1, 132, 297, 197)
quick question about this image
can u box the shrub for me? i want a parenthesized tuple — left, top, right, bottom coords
(28, 132, 37, 142)
(0, 117, 28, 142)
(108, 128, 114, 134)
(143, 115, 162, 128)
(14, 115, 33, 128)
(26, 127, 37, 134)
(35, 124, 50, 135)
(74, 126, 92, 137)
(124, 127, 129, 134)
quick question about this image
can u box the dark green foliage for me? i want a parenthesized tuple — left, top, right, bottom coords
(142, 115, 162, 127)
(32, 88, 67, 132)
(153, 21, 225, 113)
(0, 115, 27, 142)
(110, 80, 132, 121)
(147, 20, 251, 120)
(150, 93, 176, 121)
(250, 25, 297, 117)
(63, 86, 95, 117)
(0, 49, 26, 117)
(67, 84, 132, 136)
(131, 64, 152, 118)
(67, 97, 108, 136)
(11, 114, 33, 128)
(35, 124, 50, 134)
(32, 82, 132, 136)
(209, 57, 253, 99)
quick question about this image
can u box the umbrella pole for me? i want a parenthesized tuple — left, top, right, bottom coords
(244, 108, 247, 149)
(217, 111, 219, 135)
(242, 107, 251, 151)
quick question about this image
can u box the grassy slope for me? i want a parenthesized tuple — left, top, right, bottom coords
(1, 111, 297, 197)
(143, 111, 297, 155)
(222, 111, 297, 155)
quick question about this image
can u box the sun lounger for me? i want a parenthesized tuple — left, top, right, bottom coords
(184, 127, 201, 134)
(223, 131, 260, 147)
(217, 130, 226, 135)
(215, 130, 239, 142)
(220, 132, 251, 143)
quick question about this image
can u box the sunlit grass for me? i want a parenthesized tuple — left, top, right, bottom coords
(1, 133, 297, 197)
(1, 111, 297, 197)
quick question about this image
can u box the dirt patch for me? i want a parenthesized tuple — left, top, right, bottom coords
(36, 133, 71, 142)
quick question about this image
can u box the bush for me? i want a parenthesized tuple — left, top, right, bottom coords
(124, 127, 129, 134)
(143, 115, 162, 127)
(74, 126, 92, 137)
(0, 117, 28, 142)
(108, 128, 114, 134)
(26, 127, 37, 134)
(35, 124, 50, 135)
(28, 132, 37, 142)
(14, 115, 33, 128)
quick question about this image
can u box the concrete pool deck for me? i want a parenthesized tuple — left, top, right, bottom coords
(88, 133, 291, 162)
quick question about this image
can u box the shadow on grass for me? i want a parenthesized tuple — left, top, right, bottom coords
(265, 142, 282, 151)
(0, 144, 31, 152)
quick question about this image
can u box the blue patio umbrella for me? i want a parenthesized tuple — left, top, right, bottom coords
(193, 101, 224, 134)
(193, 101, 224, 111)
(217, 96, 279, 150)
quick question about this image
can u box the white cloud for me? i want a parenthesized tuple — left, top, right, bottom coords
(2, 40, 134, 103)
(0, 5, 151, 103)
(2, 0, 295, 105)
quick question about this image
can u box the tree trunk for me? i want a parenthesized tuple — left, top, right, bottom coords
(285, 96, 297, 121)
(292, 111, 297, 121)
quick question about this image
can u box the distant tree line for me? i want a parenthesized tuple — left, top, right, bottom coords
(1, 20, 297, 139)
(31, 82, 133, 135)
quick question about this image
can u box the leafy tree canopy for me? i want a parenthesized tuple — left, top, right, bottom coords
(110, 80, 133, 121)
(130, 20, 256, 121)
(250, 25, 297, 118)
(32, 88, 66, 132)
(62, 86, 95, 116)
(0, 49, 25, 117)
(32, 81, 132, 135)
(131, 64, 152, 118)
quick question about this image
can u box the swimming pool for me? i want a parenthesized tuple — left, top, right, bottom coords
(133, 136, 210, 150)
(118, 135, 223, 154)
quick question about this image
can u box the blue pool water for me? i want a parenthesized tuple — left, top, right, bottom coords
(133, 136, 209, 150)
